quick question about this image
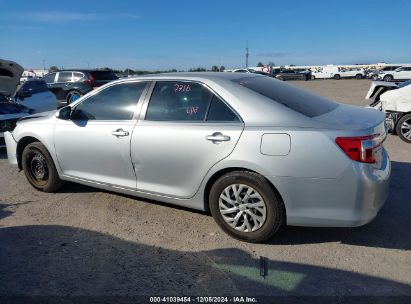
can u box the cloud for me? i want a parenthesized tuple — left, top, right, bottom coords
(254, 52, 291, 58)
(14, 12, 140, 23)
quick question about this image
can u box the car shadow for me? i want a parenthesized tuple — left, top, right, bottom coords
(270, 161, 411, 250)
(0, 225, 410, 301)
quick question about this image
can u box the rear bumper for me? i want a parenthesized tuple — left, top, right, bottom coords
(4, 131, 18, 166)
(275, 148, 391, 227)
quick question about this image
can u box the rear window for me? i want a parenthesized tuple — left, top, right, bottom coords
(89, 71, 118, 80)
(232, 76, 338, 118)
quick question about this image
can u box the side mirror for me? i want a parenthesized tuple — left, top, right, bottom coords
(56, 106, 72, 120)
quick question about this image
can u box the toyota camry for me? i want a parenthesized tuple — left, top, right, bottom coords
(4, 73, 390, 242)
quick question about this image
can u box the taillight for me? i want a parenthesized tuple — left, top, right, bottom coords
(84, 74, 94, 86)
(335, 134, 385, 164)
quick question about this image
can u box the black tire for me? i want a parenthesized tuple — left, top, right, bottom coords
(356, 74, 363, 79)
(311, 75, 316, 80)
(209, 171, 285, 243)
(383, 75, 393, 82)
(66, 90, 82, 105)
(22, 142, 64, 192)
(333, 74, 341, 80)
(396, 113, 411, 143)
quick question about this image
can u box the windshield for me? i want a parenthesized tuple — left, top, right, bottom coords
(232, 76, 338, 118)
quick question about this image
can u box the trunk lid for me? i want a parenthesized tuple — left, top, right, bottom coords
(0, 59, 24, 97)
(365, 81, 397, 101)
(313, 103, 386, 132)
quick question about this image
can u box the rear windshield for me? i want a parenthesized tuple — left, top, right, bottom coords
(232, 76, 338, 117)
(89, 71, 118, 80)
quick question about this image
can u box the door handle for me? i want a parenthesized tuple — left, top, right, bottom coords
(206, 132, 231, 143)
(112, 129, 129, 137)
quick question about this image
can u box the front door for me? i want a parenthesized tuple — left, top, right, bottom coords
(54, 81, 149, 188)
(131, 81, 244, 198)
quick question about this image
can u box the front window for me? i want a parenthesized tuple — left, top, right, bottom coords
(71, 82, 148, 120)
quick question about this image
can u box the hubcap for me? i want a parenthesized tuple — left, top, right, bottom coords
(401, 119, 411, 140)
(29, 152, 48, 182)
(219, 184, 267, 233)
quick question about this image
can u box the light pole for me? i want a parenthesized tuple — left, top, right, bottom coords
(245, 41, 249, 68)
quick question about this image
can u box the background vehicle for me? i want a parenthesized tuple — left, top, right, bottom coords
(368, 66, 401, 80)
(0, 59, 57, 147)
(14, 80, 57, 113)
(311, 66, 338, 79)
(378, 66, 411, 82)
(274, 69, 309, 80)
(43, 70, 118, 104)
(333, 68, 365, 80)
(366, 80, 411, 143)
(5, 73, 389, 243)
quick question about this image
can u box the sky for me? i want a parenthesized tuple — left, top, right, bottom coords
(1, 0, 410, 70)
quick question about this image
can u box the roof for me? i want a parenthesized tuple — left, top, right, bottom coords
(126, 72, 262, 81)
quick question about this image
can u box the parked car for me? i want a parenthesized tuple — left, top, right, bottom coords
(367, 66, 401, 80)
(43, 70, 118, 104)
(377, 66, 411, 82)
(334, 68, 365, 80)
(4, 73, 390, 243)
(0, 59, 56, 148)
(366, 80, 411, 143)
(274, 69, 309, 80)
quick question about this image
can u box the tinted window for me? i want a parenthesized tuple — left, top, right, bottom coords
(43, 73, 56, 84)
(71, 82, 147, 120)
(145, 81, 212, 121)
(398, 80, 411, 88)
(207, 96, 240, 122)
(20, 80, 49, 94)
(73, 72, 84, 82)
(57, 72, 72, 83)
(89, 71, 118, 80)
(232, 76, 338, 118)
(0, 68, 13, 77)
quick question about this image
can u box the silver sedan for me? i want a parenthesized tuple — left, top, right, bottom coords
(4, 73, 390, 242)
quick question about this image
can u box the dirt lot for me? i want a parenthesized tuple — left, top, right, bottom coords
(0, 79, 410, 300)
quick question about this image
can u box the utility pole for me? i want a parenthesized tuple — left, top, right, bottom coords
(42, 59, 46, 71)
(245, 41, 249, 68)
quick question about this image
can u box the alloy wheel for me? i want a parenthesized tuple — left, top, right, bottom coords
(219, 184, 267, 232)
(400, 118, 411, 140)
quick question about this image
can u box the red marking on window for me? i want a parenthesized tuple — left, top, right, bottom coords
(174, 84, 191, 92)
(186, 107, 199, 115)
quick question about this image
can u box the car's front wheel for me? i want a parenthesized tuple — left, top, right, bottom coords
(209, 171, 284, 243)
(383, 75, 393, 82)
(22, 142, 64, 192)
(396, 113, 411, 143)
(333, 74, 341, 80)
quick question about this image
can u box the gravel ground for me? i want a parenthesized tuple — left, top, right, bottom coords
(0, 79, 410, 300)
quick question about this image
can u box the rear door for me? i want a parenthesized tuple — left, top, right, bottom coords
(131, 81, 244, 198)
(52, 71, 73, 100)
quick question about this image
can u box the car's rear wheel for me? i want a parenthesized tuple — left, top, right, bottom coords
(66, 90, 82, 105)
(333, 74, 341, 80)
(209, 171, 284, 243)
(22, 142, 64, 192)
(383, 75, 393, 82)
(356, 74, 363, 79)
(396, 113, 411, 143)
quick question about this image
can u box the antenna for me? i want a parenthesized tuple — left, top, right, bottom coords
(246, 41, 249, 68)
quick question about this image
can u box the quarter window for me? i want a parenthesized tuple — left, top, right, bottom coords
(71, 82, 147, 120)
(207, 96, 240, 122)
(145, 81, 213, 121)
